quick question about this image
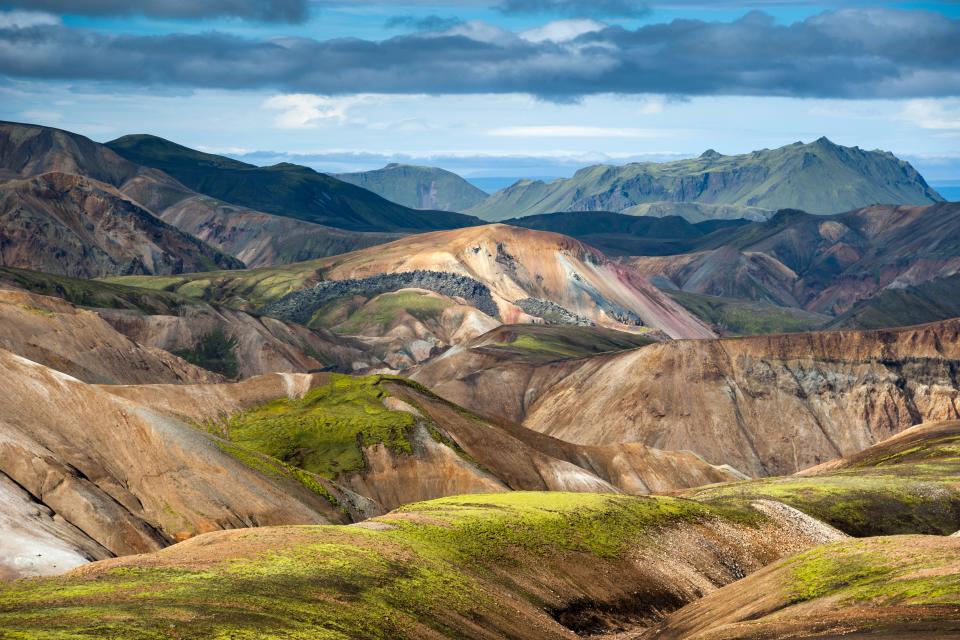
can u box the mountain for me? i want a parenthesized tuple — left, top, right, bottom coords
(0, 348, 740, 581)
(830, 273, 960, 329)
(627, 203, 960, 316)
(106, 134, 483, 232)
(334, 163, 488, 212)
(0, 172, 242, 277)
(110, 224, 716, 339)
(0, 121, 402, 269)
(645, 534, 959, 640)
(414, 317, 960, 477)
(468, 138, 943, 221)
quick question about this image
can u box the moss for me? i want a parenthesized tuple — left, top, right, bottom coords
(335, 290, 452, 334)
(172, 327, 240, 378)
(0, 493, 766, 639)
(211, 439, 344, 513)
(788, 540, 960, 607)
(213, 374, 417, 479)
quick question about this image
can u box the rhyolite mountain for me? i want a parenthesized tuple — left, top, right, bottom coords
(0, 172, 242, 277)
(335, 163, 488, 212)
(467, 138, 943, 221)
(0, 121, 406, 268)
(106, 134, 483, 232)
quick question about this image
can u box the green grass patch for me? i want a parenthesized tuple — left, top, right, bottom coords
(172, 327, 239, 378)
(788, 539, 960, 607)
(336, 290, 451, 334)
(212, 374, 417, 479)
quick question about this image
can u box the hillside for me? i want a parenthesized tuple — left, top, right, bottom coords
(643, 535, 960, 640)
(415, 318, 960, 477)
(335, 163, 488, 211)
(0, 121, 402, 268)
(468, 138, 942, 221)
(0, 491, 841, 637)
(628, 203, 960, 316)
(106, 134, 483, 232)
(0, 172, 242, 277)
(505, 210, 751, 256)
(109, 224, 716, 339)
(830, 273, 960, 329)
(0, 349, 741, 580)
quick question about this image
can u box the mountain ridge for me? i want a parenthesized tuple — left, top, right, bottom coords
(468, 137, 943, 221)
(334, 163, 488, 212)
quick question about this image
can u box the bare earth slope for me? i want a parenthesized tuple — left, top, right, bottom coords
(0, 172, 242, 277)
(417, 319, 960, 477)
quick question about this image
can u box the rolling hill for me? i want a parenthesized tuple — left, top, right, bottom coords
(468, 138, 942, 221)
(106, 134, 483, 232)
(109, 224, 716, 339)
(335, 163, 488, 212)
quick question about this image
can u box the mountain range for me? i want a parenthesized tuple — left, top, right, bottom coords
(465, 138, 942, 221)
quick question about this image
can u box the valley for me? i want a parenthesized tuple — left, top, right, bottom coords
(0, 114, 958, 640)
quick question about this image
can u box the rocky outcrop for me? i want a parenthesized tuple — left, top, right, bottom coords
(264, 270, 500, 324)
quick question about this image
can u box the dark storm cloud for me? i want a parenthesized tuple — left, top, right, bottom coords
(384, 15, 463, 31)
(2, 0, 309, 23)
(497, 0, 651, 19)
(0, 9, 958, 99)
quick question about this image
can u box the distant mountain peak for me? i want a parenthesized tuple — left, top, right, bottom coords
(699, 149, 722, 160)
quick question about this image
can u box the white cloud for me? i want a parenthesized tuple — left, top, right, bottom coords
(487, 125, 664, 138)
(900, 99, 960, 130)
(520, 18, 606, 43)
(262, 94, 381, 128)
(0, 10, 59, 29)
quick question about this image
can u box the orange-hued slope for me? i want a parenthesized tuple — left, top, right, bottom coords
(318, 224, 715, 338)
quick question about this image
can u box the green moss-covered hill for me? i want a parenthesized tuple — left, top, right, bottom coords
(0, 492, 817, 640)
(645, 535, 960, 640)
(687, 421, 960, 536)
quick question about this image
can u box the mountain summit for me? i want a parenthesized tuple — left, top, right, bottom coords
(467, 138, 943, 221)
(335, 163, 488, 212)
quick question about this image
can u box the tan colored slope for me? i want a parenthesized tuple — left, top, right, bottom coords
(642, 535, 960, 640)
(0, 286, 219, 384)
(322, 288, 500, 370)
(0, 350, 348, 579)
(419, 319, 960, 477)
(525, 319, 960, 477)
(99, 304, 381, 377)
(159, 195, 401, 267)
(318, 224, 714, 338)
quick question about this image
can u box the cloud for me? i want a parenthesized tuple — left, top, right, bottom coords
(385, 15, 463, 32)
(900, 99, 960, 130)
(263, 93, 380, 128)
(498, 0, 650, 19)
(0, 11, 60, 28)
(519, 18, 606, 43)
(1, 9, 958, 100)
(487, 125, 662, 137)
(0, 0, 308, 23)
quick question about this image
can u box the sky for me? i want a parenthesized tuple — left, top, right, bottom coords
(0, 0, 958, 187)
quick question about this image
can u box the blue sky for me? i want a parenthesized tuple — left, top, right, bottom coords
(1, 1, 958, 185)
